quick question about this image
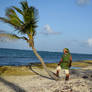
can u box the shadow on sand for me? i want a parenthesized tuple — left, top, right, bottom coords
(0, 77, 26, 92)
(28, 64, 55, 80)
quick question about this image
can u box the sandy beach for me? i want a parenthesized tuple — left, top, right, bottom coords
(0, 0, 92, 91)
(0, 61, 92, 92)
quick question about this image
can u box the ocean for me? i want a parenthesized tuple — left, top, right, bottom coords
(0, 48, 92, 66)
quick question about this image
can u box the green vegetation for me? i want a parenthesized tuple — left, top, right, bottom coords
(0, 60, 92, 76)
(0, 66, 35, 76)
(72, 60, 92, 67)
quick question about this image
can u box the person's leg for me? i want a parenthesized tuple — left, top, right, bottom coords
(65, 69, 69, 81)
(56, 66, 61, 77)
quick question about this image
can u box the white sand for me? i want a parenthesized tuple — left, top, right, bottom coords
(0, 67, 92, 92)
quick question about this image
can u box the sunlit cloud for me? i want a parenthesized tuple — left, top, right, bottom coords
(77, 0, 90, 5)
(41, 24, 61, 35)
(87, 38, 92, 47)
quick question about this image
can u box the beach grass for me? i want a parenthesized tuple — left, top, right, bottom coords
(0, 60, 92, 76)
(72, 60, 92, 67)
(0, 66, 35, 76)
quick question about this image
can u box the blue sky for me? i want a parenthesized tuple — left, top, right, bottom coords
(0, 0, 92, 54)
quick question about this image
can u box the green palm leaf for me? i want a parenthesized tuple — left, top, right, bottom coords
(6, 8, 24, 25)
(21, 1, 29, 12)
(0, 33, 20, 39)
(0, 1, 38, 35)
(12, 6, 23, 15)
(0, 33, 28, 41)
(0, 17, 21, 30)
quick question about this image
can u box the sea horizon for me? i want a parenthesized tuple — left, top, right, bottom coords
(0, 47, 92, 55)
(0, 48, 92, 66)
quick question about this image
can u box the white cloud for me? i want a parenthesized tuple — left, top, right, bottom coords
(87, 38, 92, 47)
(41, 24, 61, 35)
(77, 0, 90, 5)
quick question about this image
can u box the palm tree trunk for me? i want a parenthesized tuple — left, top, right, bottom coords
(28, 34, 59, 80)
(31, 46, 59, 80)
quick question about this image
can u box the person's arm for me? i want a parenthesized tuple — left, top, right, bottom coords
(58, 58, 63, 65)
(69, 56, 72, 67)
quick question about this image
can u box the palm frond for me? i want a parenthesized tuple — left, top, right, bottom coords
(23, 6, 38, 24)
(29, 6, 39, 20)
(19, 6, 38, 35)
(0, 1, 39, 37)
(0, 17, 21, 30)
(12, 6, 23, 15)
(0, 33, 20, 39)
(6, 8, 24, 24)
(21, 1, 29, 11)
(0, 33, 28, 41)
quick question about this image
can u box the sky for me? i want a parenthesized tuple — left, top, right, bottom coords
(0, 0, 92, 54)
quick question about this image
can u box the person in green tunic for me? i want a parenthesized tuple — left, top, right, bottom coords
(56, 48, 72, 80)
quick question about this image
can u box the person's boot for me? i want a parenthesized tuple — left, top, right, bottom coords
(65, 74, 69, 81)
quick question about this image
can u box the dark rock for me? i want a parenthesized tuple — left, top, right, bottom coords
(53, 89, 59, 92)
(90, 88, 92, 92)
(82, 76, 88, 79)
(90, 75, 92, 78)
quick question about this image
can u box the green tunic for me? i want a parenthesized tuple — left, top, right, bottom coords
(60, 53, 71, 69)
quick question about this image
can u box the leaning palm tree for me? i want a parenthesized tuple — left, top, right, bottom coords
(0, 1, 58, 80)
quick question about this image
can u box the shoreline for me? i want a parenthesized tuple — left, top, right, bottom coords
(0, 60, 92, 76)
